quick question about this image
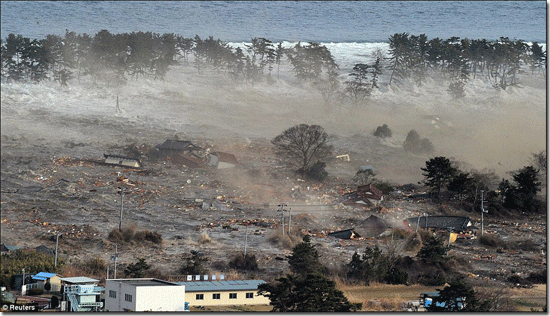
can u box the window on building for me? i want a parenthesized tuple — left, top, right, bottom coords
(246, 292, 254, 299)
(196, 294, 204, 300)
(212, 293, 220, 300)
(229, 293, 237, 299)
(125, 294, 132, 302)
(109, 290, 116, 298)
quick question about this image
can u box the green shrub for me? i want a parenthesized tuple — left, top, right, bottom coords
(384, 267, 408, 285)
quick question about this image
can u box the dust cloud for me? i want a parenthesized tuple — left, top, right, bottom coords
(1, 63, 546, 187)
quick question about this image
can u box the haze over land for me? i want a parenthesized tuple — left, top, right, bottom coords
(1, 60, 546, 185)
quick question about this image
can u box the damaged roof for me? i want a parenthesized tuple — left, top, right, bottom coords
(328, 229, 361, 239)
(342, 184, 384, 208)
(405, 216, 472, 231)
(155, 140, 201, 151)
(211, 151, 238, 165)
(356, 184, 383, 200)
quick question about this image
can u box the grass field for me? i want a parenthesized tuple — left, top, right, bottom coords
(187, 283, 546, 312)
(336, 281, 440, 311)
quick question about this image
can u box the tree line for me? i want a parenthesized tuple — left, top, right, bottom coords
(387, 33, 546, 97)
(421, 154, 545, 213)
(1, 30, 545, 99)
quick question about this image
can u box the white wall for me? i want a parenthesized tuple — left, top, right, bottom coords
(105, 280, 186, 312)
(135, 286, 186, 312)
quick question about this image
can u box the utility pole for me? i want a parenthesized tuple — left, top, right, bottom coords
(425, 214, 429, 230)
(112, 244, 118, 279)
(54, 231, 60, 267)
(481, 190, 488, 236)
(416, 215, 421, 233)
(287, 208, 291, 234)
(118, 186, 126, 231)
(244, 225, 248, 257)
(107, 263, 110, 280)
(278, 204, 287, 236)
(22, 268, 25, 294)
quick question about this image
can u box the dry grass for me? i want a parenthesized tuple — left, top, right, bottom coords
(335, 279, 440, 311)
(199, 231, 212, 244)
(266, 229, 303, 249)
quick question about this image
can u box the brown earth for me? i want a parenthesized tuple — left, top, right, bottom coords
(1, 65, 546, 311)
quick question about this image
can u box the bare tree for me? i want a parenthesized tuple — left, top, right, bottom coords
(271, 124, 333, 176)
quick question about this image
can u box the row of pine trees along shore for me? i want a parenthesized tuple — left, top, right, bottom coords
(1, 30, 546, 100)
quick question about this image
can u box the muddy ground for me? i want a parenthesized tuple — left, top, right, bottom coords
(1, 65, 546, 310)
(0, 110, 546, 285)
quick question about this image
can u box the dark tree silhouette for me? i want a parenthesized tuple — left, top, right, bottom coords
(179, 250, 208, 276)
(124, 258, 151, 278)
(421, 156, 458, 201)
(271, 124, 333, 178)
(258, 236, 361, 312)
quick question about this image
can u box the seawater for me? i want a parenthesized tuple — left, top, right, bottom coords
(0, 1, 546, 71)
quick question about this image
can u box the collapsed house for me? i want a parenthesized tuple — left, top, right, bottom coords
(357, 215, 392, 237)
(153, 140, 203, 159)
(206, 151, 238, 169)
(404, 216, 473, 233)
(151, 139, 238, 169)
(328, 228, 361, 239)
(342, 183, 384, 208)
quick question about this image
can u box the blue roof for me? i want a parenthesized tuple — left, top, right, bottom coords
(32, 272, 57, 280)
(176, 280, 265, 292)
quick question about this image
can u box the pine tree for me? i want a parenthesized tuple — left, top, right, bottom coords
(258, 235, 361, 312)
(421, 157, 458, 201)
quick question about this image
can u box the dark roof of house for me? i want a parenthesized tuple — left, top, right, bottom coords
(1, 244, 22, 252)
(328, 229, 361, 239)
(35, 245, 55, 256)
(405, 216, 472, 231)
(155, 140, 201, 151)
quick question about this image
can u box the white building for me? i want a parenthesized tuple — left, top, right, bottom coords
(105, 278, 186, 312)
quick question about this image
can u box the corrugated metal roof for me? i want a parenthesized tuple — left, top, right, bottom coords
(60, 277, 99, 284)
(32, 272, 57, 280)
(176, 280, 265, 292)
(405, 216, 471, 231)
(109, 279, 179, 287)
